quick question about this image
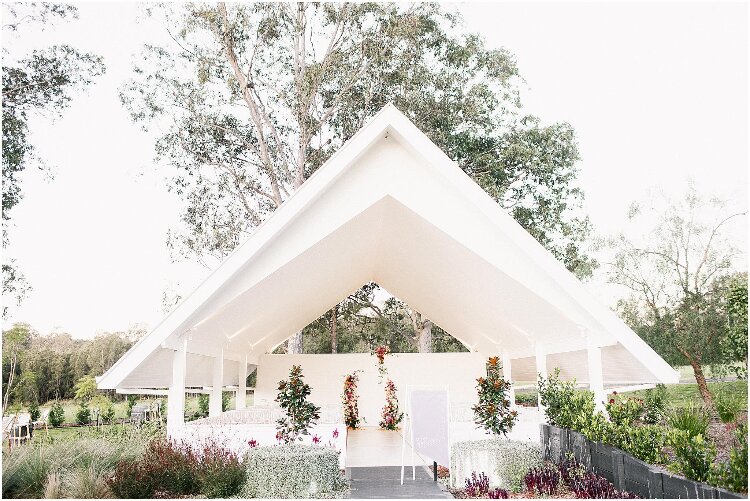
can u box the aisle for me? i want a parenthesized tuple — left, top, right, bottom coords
(346, 466, 452, 499)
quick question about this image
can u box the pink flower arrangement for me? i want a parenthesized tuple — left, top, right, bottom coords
(379, 379, 404, 430)
(342, 372, 361, 429)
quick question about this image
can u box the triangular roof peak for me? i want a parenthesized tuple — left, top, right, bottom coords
(99, 104, 678, 390)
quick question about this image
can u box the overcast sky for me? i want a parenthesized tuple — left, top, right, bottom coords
(3, 1, 747, 339)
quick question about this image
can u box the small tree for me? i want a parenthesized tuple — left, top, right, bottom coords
(126, 394, 137, 415)
(28, 400, 40, 422)
(197, 394, 209, 417)
(74, 375, 97, 404)
(75, 402, 91, 425)
(473, 356, 518, 436)
(48, 401, 65, 427)
(90, 394, 116, 424)
(275, 365, 320, 443)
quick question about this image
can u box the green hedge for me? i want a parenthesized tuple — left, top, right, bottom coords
(242, 445, 347, 498)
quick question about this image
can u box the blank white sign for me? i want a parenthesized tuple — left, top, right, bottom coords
(409, 387, 450, 467)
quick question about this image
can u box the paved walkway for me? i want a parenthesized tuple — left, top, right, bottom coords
(346, 466, 452, 499)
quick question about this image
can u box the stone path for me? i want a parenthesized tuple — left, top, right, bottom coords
(346, 466, 452, 499)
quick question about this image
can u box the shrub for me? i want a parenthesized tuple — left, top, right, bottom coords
(714, 391, 744, 424)
(515, 392, 537, 406)
(523, 462, 561, 495)
(276, 365, 321, 442)
(450, 439, 542, 492)
(668, 431, 716, 483)
(28, 401, 40, 422)
(48, 401, 66, 427)
(558, 454, 639, 499)
(538, 369, 599, 432)
(488, 487, 510, 498)
(62, 465, 112, 499)
(711, 422, 748, 493)
(90, 395, 116, 424)
(605, 393, 644, 427)
(196, 442, 246, 498)
(125, 395, 137, 416)
(642, 384, 668, 424)
(242, 444, 346, 498)
(197, 394, 209, 417)
(611, 424, 668, 464)
(668, 405, 709, 438)
(473, 356, 518, 436)
(76, 402, 91, 425)
(465, 471, 490, 497)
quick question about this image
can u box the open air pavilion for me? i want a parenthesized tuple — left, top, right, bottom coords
(97, 104, 678, 469)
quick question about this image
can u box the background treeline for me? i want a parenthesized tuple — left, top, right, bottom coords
(2, 325, 142, 409)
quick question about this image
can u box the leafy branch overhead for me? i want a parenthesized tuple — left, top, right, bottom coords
(121, 2, 595, 280)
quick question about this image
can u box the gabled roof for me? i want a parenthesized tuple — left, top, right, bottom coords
(98, 104, 678, 389)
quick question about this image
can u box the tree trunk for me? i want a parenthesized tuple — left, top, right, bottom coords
(409, 310, 433, 353)
(418, 321, 433, 353)
(330, 305, 337, 354)
(688, 356, 714, 407)
(287, 330, 303, 354)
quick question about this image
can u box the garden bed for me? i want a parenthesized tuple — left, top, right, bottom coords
(541, 424, 744, 499)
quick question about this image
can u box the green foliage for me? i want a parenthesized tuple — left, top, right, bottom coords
(73, 375, 97, 403)
(90, 395, 116, 424)
(121, 3, 595, 280)
(642, 384, 668, 424)
(668, 431, 716, 483)
(48, 401, 65, 427)
(605, 393, 644, 427)
(538, 369, 595, 430)
(714, 390, 743, 424)
(2, 435, 147, 498)
(197, 393, 209, 417)
(242, 444, 346, 498)
(275, 365, 321, 443)
(75, 402, 91, 425)
(28, 400, 40, 421)
(473, 357, 518, 436)
(610, 424, 668, 465)
(710, 423, 748, 493)
(222, 390, 231, 412)
(125, 394, 137, 415)
(667, 405, 709, 438)
(721, 273, 748, 379)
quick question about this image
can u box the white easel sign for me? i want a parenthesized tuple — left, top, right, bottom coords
(401, 386, 450, 484)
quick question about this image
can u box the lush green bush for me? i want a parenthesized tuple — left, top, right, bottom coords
(48, 401, 66, 427)
(667, 405, 709, 438)
(242, 444, 346, 498)
(642, 384, 668, 424)
(473, 357, 518, 436)
(450, 439, 542, 492)
(668, 431, 716, 483)
(605, 393, 644, 427)
(195, 442, 246, 498)
(514, 392, 537, 406)
(714, 391, 744, 424)
(538, 369, 596, 430)
(75, 402, 91, 425)
(28, 401, 40, 422)
(611, 424, 668, 464)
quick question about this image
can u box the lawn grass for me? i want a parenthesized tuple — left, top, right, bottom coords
(616, 380, 747, 410)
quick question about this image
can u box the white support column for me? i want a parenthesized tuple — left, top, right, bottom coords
(535, 344, 547, 411)
(501, 352, 516, 409)
(236, 354, 248, 410)
(587, 337, 607, 413)
(167, 336, 187, 437)
(209, 348, 224, 417)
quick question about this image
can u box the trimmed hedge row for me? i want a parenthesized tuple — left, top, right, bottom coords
(541, 424, 744, 499)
